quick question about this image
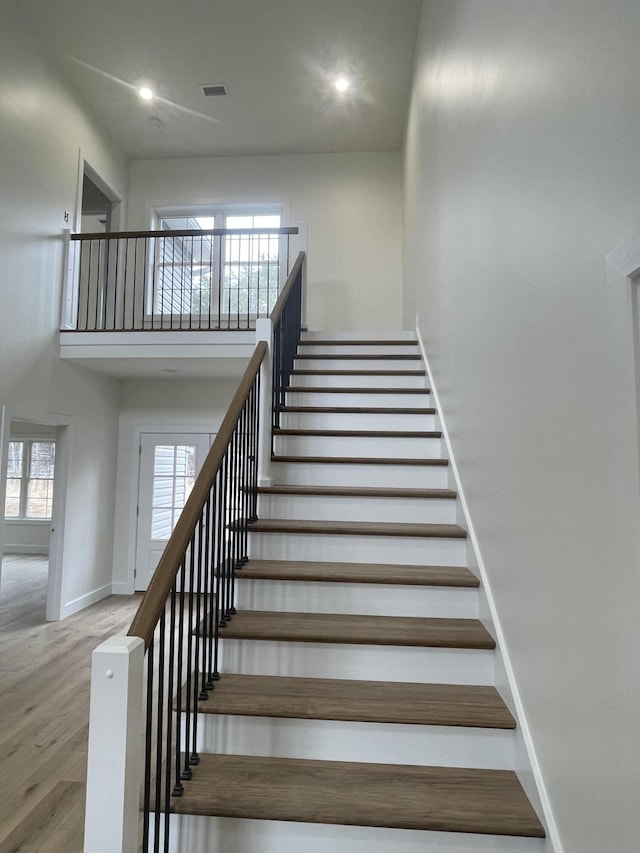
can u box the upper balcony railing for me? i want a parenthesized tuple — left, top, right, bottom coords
(62, 226, 299, 333)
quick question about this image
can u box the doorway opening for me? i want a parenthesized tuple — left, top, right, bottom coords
(81, 165, 119, 233)
(0, 408, 72, 622)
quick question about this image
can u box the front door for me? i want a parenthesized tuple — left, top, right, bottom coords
(134, 433, 211, 590)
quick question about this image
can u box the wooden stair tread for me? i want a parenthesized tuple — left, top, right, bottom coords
(294, 353, 422, 361)
(272, 454, 448, 466)
(218, 611, 495, 649)
(299, 339, 418, 346)
(249, 518, 466, 539)
(238, 559, 478, 587)
(173, 754, 544, 838)
(256, 484, 455, 499)
(280, 405, 436, 415)
(199, 674, 515, 728)
(291, 369, 426, 376)
(286, 385, 430, 394)
(273, 428, 441, 438)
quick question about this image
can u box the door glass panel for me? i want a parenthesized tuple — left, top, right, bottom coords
(151, 444, 196, 539)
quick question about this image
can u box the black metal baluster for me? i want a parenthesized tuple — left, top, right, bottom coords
(77, 240, 86, 330)
(205, 489, 218, 688)
(238, 400, 249, 565)
(189, 531, 202, 770)
(250, 377, 260, 522)
(93, 240, 101, 330)
(163, 588, 177, 851)
(210, 469, 222, 679)
(173, 559, 186, 797)
(197, 512, 209, 701)
(123, 237, 130, 331)
(229, 430, 239, 613)
(181, 536, 196, 780)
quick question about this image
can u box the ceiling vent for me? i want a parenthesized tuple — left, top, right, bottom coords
(201, 84, 229, 98)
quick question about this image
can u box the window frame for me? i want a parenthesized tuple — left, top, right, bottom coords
(149, 204, 285, 324)
(4, 438, 56, 522)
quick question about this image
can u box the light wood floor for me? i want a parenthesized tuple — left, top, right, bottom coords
(0, 556, 141, 852)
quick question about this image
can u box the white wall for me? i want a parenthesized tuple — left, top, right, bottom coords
(127, 152, 403, 331)
(0, 5, 128, 613)
(403, 2, 640, 850)
(111, 378, 239, 593)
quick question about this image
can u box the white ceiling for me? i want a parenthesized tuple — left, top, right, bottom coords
(18, 0, 422, 160)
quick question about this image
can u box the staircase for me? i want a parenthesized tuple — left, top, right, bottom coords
(170, 332, 547, 852)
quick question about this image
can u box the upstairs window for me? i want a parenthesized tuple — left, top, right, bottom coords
(5, 440, 56, 520)
(154, 209, 283, 323)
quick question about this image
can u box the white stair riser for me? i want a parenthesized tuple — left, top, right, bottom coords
(168, 816, 549, 853)
(286, 391, 431, 408)
(270, 460, 450, 489)
(248, 531, 466, 566)
(297, 344, 420, 356)
(197, 716, 514, 770)
(289, 372, 427, 389)
(279, 411, 438, 431)
(220, 639, 495, 685)
(301, 331, 417, 342)
(236, 579, 478, 619)
(257, 494, 457, 524)
(293, 357, 424, 372)
(273, 434, 444, 458)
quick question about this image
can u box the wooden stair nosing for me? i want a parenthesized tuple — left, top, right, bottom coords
(238, 559, 479, 588)
(256, 484, 455, 500)
(294, 353, 422, 361)
(218, 610, 495, 650)
(196, 674, 516, 729)
(298, 339, 418, 347)
(172, 753, 545, 838)
(291, 369, 426, 377)
(271, 454, 448, 467)
(285, 385, 430, 395)
(273, 428, 442, 439)
(280, 405, 436, 415)
(248, 518, 467, 539)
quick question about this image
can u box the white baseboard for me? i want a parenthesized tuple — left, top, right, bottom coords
(111, 580, 136, 596)
(415, 319, 563, 853)
(61, 583, 112, 619)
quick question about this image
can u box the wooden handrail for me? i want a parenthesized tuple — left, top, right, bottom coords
(128, 340, 268, 648)
(270, 252, 305, 326)
(71, 227, 299, 241)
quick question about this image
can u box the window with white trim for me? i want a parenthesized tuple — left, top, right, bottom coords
(155, 209, 283, 319)
(4, 440, 56, 520)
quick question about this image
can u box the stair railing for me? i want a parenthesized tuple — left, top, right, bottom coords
(83, 252, 305, 853)
(63, 226, 298, 332)
(271, 251, 305, 431)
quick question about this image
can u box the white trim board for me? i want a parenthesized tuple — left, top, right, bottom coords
(606, 231, 640, 566)
(415, 319, 561, 853)
(61, 582, 113, 620)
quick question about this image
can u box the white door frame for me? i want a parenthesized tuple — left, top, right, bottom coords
(134, 432, 211, 591)
(122, 424, 216, 593)
(0, 406, 73, 621)
(606, 231, 640, 571)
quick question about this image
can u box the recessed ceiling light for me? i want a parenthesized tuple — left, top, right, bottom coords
(334, 76, 350, 93)
(139, 86, 154, 101)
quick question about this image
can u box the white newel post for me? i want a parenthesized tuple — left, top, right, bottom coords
(84, 636, 145, 853)
(255, 317, 274, 487)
